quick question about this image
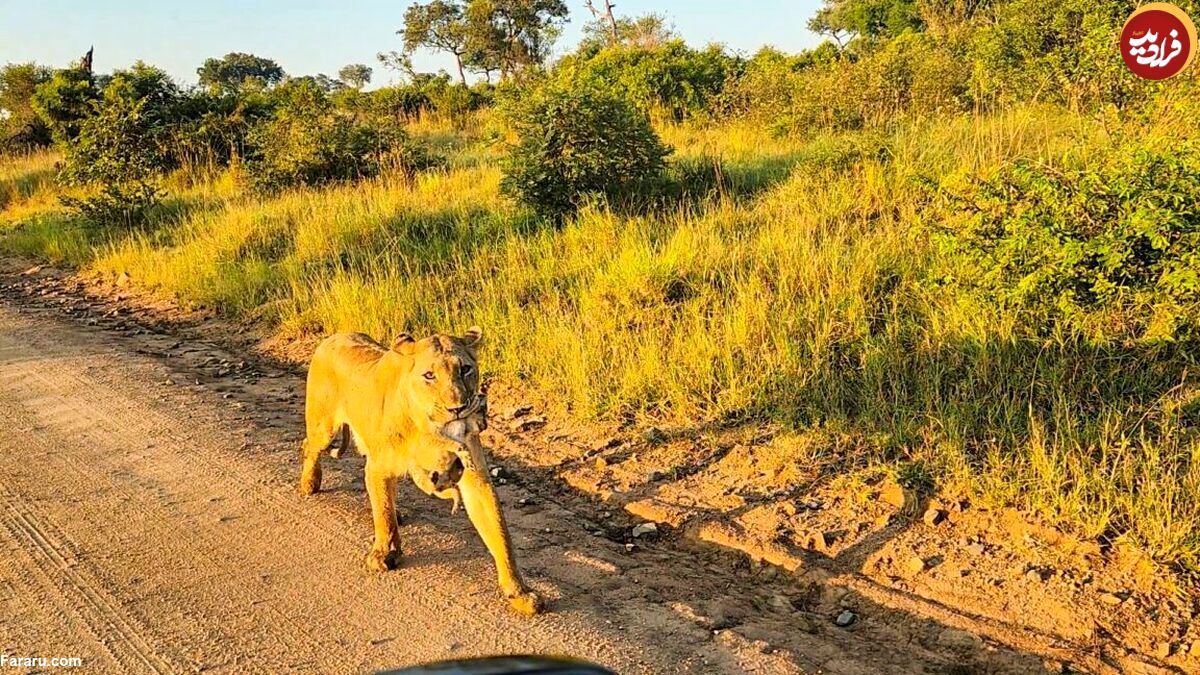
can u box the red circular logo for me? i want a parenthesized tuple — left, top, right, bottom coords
(1121, 3, 1197, 80)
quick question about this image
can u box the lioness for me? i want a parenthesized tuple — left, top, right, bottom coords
(297, 328, 542, 616)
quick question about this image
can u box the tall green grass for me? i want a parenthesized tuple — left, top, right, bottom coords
(2, 105, 1197, 572)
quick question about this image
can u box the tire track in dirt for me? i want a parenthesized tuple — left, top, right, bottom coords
(3, 360, 516, 672)
(0, 483, 170, 673)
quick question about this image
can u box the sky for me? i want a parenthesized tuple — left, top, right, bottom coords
(0, 0, 825, 87)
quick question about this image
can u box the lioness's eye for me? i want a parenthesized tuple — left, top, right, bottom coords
(462, 365, 474, 376)
(423, 371, 436, 381)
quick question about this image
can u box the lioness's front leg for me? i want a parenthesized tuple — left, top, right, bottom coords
(458, 467, 542, 616)
(364, 461, 402, 571)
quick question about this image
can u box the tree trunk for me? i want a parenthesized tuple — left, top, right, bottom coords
(586, 0, 620, 45)
(454, 53, 467, 85)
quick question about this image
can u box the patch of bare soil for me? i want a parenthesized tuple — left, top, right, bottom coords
(3, 257, 1197, 674)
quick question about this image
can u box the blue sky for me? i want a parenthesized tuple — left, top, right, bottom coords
(0, 1, 824, 87)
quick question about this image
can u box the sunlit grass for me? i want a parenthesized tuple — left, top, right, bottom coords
(0, 149, 62, 221)
(1, 106, 1197, 571)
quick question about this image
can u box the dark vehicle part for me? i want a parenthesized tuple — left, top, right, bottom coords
(380, 655, 616, 675)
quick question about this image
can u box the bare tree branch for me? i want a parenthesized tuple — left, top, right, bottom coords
(583, 0, 618, 44)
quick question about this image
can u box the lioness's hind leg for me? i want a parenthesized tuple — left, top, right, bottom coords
(298, 421, 339, 496)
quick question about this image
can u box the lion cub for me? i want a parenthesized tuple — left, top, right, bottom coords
(297, 328, 542, 616)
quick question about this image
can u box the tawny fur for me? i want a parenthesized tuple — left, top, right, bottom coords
(297, 328, 541, 616)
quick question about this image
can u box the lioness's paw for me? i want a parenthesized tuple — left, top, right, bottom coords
(297, 468, 322, 495)
(507, 590, 543, 617)
(365, 549, 399, 572)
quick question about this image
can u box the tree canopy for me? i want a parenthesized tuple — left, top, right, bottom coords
(0, 63, 54, 149)
(401, 0, 475, 84)
(197, 53, 286, 93)
(577, 13, 677, 56)
(338, 63, 373, 89)
(808, 0, 923, 43)
(399, 0, 568, 83)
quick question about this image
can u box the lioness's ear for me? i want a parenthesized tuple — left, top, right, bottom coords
(462, 326, 484, 348)
(392, 332, 417, 355)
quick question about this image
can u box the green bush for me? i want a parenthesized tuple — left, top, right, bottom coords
(57, 63, 182, 227)
(719, 45, 840, 124)
(499, 84, 671, 217)
(366, 84, 434, 122)
(967, 0, 1139, 109)
(245, 79, 434, 191)
(0, 63, 53, 151)
(30, 68, 99, 144)
(357, 76, 491, 127)
(933, 142, 1200, 340)
(170, 90, 272, 170)
(61, 64, 180, 185)
(727, 32, 969, 135)
(558, 41, 740, 120)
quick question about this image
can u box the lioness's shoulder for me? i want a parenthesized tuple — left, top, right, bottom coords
(313, 332, 390, 367)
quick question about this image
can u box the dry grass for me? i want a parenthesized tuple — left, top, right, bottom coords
(0, 149, 61, 217)
(2, 105, 1197, 572)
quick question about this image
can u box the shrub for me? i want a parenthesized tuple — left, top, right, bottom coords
(368, 84, 435, 122)
(968, 0, 1139, 109)
(933, 142, 1200, 340)
(59, 182, 160, 229)
(246, 114, 399, 191)
(559, 41, 740, 120)
(170, 90, 272, 170)
(719, 45, 840, 124)
(499, 83, 671, 217)
(245, 79, 433, 191)
(57, 63, 182, 227)
(61, 64, 181, 185)
(30, 68, 99, 144)
(726, 33, 969, 135)
(0, 63, 53, 151)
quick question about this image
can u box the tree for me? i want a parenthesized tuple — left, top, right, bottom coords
(58, 63, 184, 227)
(339, 63, 373, 89)
(377, 50, 418, 78)
(578, 13, 677, 56)
(0, 63, 54, 149)
(583, 0, 618, 45)
(808, 7, 851, 48)
(63, 62, 182, 186)
(31, 68, 99, 144)
(808, 0, 923, 42)
(465, 0, 569, 79)
(286, 74, 347, 94)
(197, 53, 285, 93)
(401, 0, 473, 84)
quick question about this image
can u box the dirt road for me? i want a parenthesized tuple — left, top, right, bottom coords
(0, 299, 807, 674)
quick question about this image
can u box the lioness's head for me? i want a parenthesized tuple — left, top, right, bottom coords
(392, 326, 484, 430)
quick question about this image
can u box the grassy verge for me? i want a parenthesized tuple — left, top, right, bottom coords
(2, 107, 1197, 573)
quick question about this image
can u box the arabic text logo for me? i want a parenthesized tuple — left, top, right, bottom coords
(1122, 3, 1196, 80)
